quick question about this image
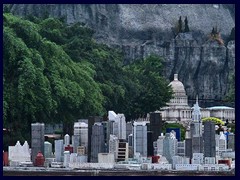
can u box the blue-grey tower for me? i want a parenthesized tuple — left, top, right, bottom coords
(90, 122, 105, 162)
(31, 123, 45, 162)
(203, 121, 216, 157)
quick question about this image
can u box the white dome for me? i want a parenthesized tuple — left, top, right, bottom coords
(169, 74, 186, 95)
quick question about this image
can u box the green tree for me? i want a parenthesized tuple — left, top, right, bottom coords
(3, 13, 104, 141)
(3, 13, 174, 145)
(124, 55, 173, 119)
(184, 16, 190, 32)
(178, 16, 183, 33)
(38, 18, 127, 114)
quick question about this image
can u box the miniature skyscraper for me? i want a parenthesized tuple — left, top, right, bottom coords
(90, 122, 105, 162)
(31, 123, 45, 162)
(163, 132, 177, 164)
(149, 112, 163, 141)
(149, 112, 163, 155)
(203, 121, 216, 157)
(87, 116, 102, 162)
(185, 127, 192, 158)
(133, 121, 147, 157)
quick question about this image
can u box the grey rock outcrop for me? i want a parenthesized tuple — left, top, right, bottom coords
(9, 4, 234, 43)
(8, 4, 235, 106)
(133, 32, 234, 106)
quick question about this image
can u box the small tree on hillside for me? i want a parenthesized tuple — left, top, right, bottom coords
(209, 26, 224, 45)
(178, 16, 183, 33)
(184, 17, 190, 32)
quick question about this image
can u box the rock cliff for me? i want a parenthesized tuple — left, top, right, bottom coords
(8, 4, 235, 106)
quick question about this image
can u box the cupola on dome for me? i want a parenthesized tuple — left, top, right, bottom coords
(169, 74, 186, 96)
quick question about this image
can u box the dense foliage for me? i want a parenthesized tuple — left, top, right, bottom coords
(3, 14, 104, 144)
(3, 13, 172, 145)
(124, 55, 173, 119)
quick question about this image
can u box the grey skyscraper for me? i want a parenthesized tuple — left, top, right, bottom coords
(228, 134, 235, 150)
(31, 123, 45, 162)
(55, 139, 64, 162)
(191, 132, 204, 154)
(44, 141, 53, 158)
(108, 111, 126, 140)
(73, 121, 88, 153)
(149, 112, 162, 156)
(185, 127, 192, 158)
(203, 121, 216, 157)
(147, 131, 154, 156)
(149, 112, 162, 142)
(102, 121, 109, 152)
(163, 132, 177, 164)
(109, 134, 119, 161)
(90, 122, 105, 162)
(133, 121, 147, 157)
(154, 134, 165, 156)
(126, 122, 133, 141)
(87, 116, 102, 162)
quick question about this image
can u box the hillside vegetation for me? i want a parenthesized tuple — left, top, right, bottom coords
(3, 13, 172, 145)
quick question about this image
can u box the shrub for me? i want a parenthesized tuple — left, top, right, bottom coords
(202, 117, 224, 125)
(209, 26, 224, 45)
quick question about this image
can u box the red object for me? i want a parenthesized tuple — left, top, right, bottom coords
(3, 152, 9, 166)
(152, 156, 160, 163)
(64, 145, 73, 153)
(35, 152, 45, 166)
(218, 160, 231, 167)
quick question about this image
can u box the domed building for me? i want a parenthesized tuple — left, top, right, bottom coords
(159, 74, 235, 124)
(160, 74, 192, 122)
(167, 74, 189, 108)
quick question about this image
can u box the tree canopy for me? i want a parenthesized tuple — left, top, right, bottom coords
(3, 13, 173, 145)
(124, 55, 173, 119)
(3, 13, 104, 142)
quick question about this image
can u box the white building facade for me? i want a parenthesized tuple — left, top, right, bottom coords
(108, 111, 127, 140)
(73, 122, 88, 149)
